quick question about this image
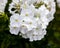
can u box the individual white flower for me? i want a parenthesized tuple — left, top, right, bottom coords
(0, 0, 7, 12)
(9, 26, 20, 35)
(9, 0, 21, 14)
(10, 14, 22, 27)
(20, 2, 30, 10)
(39, 5, 49, 16)
(30, 27, 46, 41)
(9, 14, 23, 35)
(20, 6, 35, 18)
(57, 0, 60, 7)
(43, 0, 56, 22)
(35, 5, 49, 28)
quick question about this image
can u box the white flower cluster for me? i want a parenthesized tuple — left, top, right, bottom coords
(9, 0, 56, 41)
(57, 0, 60, 8)
(0, 0, 7, 12)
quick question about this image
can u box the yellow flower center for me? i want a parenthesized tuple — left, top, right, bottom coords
(15, 19, 19, 22)
(25, 13, 29, 16)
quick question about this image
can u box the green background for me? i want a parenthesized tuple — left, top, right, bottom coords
(0, 0, 60, 48)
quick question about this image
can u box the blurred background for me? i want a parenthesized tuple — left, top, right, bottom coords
(0, 0, 60, 48)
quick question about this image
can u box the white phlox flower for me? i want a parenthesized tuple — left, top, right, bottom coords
(9, 0, 56, 41)
(21, 26, 46, 41)
(0, 0, 7, 12)
(9, 14, 23, 35)
(9, 0, 21, 14)
(57, 0, 60, 8)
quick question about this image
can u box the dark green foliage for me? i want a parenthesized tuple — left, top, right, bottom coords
(0, 0, 60, 48)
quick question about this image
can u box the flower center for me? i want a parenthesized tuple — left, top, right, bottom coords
(15, 19, 19, 22)
(25, 13, 29, 16)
